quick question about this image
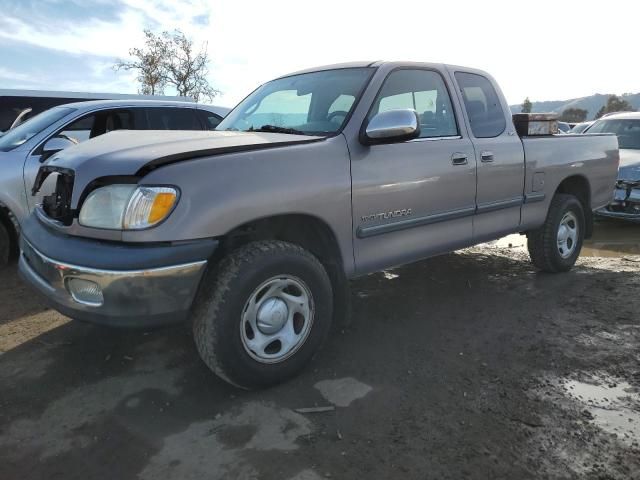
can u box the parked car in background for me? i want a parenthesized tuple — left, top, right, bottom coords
(0, 89, 194, 135)
(0, 100, 229, 265)
(586, 112, 640, 222)
(570, 121, 594, 134)
(19, 61, 618, 388)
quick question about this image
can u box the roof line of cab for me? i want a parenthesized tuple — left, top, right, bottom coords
(276, 60, 490, 79)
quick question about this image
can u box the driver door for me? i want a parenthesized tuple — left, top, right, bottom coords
(350, 68, 477, 273)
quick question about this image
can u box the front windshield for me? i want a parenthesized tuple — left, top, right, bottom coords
(587, 119, 640, 149)
(217, 68, 373, 135)
(0, 107, 74, 152)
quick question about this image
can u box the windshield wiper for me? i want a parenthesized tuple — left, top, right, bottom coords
(247, 125, 310, 135)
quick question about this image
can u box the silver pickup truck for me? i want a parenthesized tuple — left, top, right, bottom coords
(19, 61, 619, 388)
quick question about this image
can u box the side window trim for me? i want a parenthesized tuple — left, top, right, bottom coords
(362, 66, 462, 141)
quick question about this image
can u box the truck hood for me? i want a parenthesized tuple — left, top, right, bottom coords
(618, 149, 640, 183)
(34, 130, 324, 212)
(43, 130, 323, 178)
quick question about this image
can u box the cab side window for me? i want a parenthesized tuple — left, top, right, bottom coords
(58, 109, 134, 143)
(454, 72, 506, 138)
(370, 69, 458, 138)
(147, 107, 202, 130)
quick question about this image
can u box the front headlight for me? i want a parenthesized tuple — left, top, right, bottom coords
(79, 185, 178, 230)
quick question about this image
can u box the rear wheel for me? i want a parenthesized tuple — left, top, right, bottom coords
(192, 240, 333, 389)
(527, 194, 585, 272)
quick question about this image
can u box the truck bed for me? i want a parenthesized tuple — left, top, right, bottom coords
(519, 133, 619, 231)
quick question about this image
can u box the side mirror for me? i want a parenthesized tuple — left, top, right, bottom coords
(41, 136, 77, 161)
(362, 109, 420, 145)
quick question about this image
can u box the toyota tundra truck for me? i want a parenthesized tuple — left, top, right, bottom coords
(19, 62, 619, 388)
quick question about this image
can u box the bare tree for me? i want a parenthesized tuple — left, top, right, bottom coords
(114, 30, 168, 95)
(114, 29, 219, 102)
(163, 30, 220, 102)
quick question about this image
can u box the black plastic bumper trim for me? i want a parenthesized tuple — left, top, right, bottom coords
(21, 214, 218, 271)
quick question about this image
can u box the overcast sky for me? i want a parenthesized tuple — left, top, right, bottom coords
(0, 0, 637, 107)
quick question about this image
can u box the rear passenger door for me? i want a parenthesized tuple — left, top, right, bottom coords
(452, 70, 525, 239)
(351, 68, 477, 273)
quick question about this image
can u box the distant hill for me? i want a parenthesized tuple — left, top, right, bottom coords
(510, 93, 640, 120)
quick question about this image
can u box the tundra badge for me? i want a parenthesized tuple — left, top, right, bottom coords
(361, 209, 412, 223)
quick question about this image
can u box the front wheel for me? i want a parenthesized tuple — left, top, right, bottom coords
(527, 194, 585, 272)
(192, 240, 333, 389)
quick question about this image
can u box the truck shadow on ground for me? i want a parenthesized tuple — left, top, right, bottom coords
(1, 248, 639, 480)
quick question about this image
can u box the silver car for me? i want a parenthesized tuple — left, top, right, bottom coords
(0, 100, 229, 264)
(589, 112, 640, 222)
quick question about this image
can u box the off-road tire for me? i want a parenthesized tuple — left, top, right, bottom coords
(192, 240, 333, 389)
(527, 194, 585, 273)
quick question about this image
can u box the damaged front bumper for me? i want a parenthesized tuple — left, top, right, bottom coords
(18, 214, 217, 327)
(595, 181, 640, 223)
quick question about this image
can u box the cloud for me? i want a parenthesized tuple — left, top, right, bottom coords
(0, 67, 33, 84)
(0, 0, 213, 58)
(0, 0, 218, 98)
(0, 0, 639, 107)
(0, 38, 137, 94)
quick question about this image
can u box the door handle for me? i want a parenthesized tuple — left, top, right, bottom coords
(481, 151, 494, 162)
(451, 153, 468, 165)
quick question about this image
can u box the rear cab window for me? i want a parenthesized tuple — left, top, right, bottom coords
(369, 69, 458, 138)
(454, 72, 506, 138)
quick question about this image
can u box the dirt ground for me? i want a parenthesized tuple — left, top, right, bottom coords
(1, 220, 639, 480)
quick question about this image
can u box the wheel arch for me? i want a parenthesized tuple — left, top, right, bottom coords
(218, 213, 347, 279)
(209, 213, 351, 328)
(554, 174, 592, 238)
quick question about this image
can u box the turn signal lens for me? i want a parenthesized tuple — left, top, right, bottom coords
(123, 187, 178, 230)
(148, 192, 177, 223)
